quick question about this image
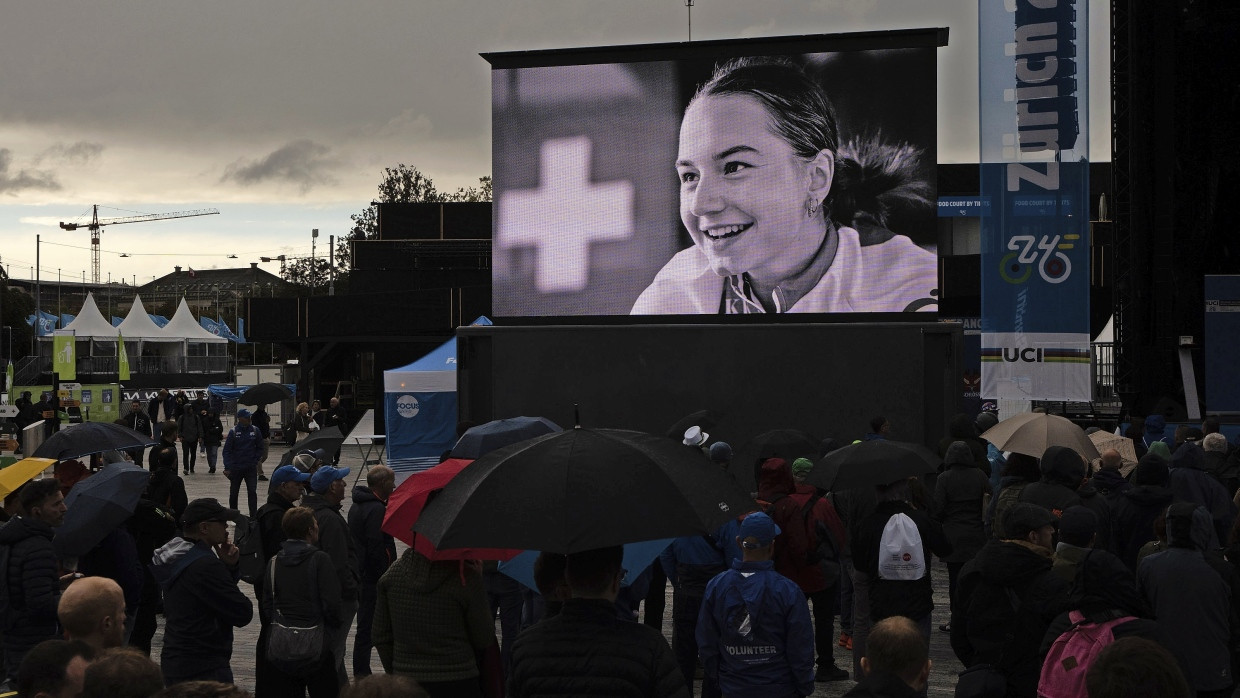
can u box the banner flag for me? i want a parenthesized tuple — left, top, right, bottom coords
(118, 332, 130, 381)
(111, 316, 124, 327)
(200, 317, 222, 336)
(5, 361, 13, 401)
(148, 314, 170, 328)
(979, 0, 1091, 401)
(53, 332, 76, 380)
(216, 318, 239, 342)
(236, 318, 246, 343)
(60, 314, 76, 328)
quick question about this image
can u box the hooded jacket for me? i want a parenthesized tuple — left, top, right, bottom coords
(0, 516, 61, 676)
(1142, 415, 1174, 450)
(950, 540, 1071, 698)
(757, 459, 846, 594)
(373, 549, 495, 682)
(1019, 446, 1113, 551)
(1085, 468, 1132, 502)
(150, 537, 254, 679)
(937, 414, 991, 476)
(1168, 443, 1236, 545)
(1138, 504, 1233, 692)
(348, 485, 396, 586)
(933, 457, 992, 564)
(258, 539, 342, 631)
(696, 559, 814, 698)
(1111, 455, 1175, 570)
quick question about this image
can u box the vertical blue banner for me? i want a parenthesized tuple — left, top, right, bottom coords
(980, 0, 1091, 401)
(1205, 276, 1240, 412)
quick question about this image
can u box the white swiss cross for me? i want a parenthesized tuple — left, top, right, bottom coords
(498, 137, 634, 293)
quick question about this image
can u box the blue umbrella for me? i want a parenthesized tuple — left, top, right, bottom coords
(497, 537, 676, 591)
(449, 416, 562, 460)
(54, 462, 150, 557)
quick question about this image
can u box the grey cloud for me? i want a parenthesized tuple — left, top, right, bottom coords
(34, 141, 104, 166)
(221, 139, 338, 193)
(0, 149, 61, 194)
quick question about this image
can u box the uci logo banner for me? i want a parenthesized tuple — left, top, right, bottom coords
(978, 0, 1091, 402)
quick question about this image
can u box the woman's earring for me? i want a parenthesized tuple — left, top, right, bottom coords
(807, 201, 818, 217)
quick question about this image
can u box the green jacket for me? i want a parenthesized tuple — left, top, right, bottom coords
(373, 549, 495, 681)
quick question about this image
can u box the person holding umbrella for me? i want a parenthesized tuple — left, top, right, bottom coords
(0, 478, 69, 682)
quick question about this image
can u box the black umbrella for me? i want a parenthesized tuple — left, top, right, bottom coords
(450, 416, 562, 460)
(803, 440, 940, 492)
(732, 428, 820, 491)
(33, 422, 158, 462)
(278, 426, 345, 467)
(414, 427, 757, 554)
(54, 462, 150, 557)
(238, 382, 292, 406)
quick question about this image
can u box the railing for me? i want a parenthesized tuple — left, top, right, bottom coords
(16, 354, 231, 379)
(1091, 342, 1118, 403)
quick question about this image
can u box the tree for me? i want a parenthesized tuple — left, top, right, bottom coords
(281, 256, 332, 292)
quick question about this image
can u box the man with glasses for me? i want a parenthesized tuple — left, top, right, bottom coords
(149, 498, 253, 686)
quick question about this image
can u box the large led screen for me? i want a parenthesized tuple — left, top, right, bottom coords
(489, 30, 946, 318)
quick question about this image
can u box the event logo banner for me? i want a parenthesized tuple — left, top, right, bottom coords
(979, 0, 1091, 401)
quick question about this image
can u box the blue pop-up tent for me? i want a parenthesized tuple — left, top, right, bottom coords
(383, 317, 492, 472)
(382, 337, 459, 473)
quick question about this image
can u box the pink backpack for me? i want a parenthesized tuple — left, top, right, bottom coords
(1037, 610, 1136, 698)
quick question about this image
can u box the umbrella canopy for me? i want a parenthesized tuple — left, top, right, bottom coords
(278, 426, 345, 467)
(54, 462, 150, 557)
(415, 428, 757, 554)
(664, 409, 723, 441)
(238, 382, 293, 406)
(803, 440, 940, 492)
(732, 428, 820, 491)
(449, 417, 562, 460)
(980, 413, 1100, 460)
(32, 422, 157, 462)
(498, 538, 675, 591)
(382, 457, 520, 561)
(1088, 432, 1138, 465)
(0, 458, 56, 499)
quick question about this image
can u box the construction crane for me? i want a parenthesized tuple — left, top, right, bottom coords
(59, 204, 220, 283)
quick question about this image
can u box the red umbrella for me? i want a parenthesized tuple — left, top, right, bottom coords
(381, 458, 520, 561)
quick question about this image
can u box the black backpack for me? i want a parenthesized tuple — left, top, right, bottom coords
(236, 516, 265, 585)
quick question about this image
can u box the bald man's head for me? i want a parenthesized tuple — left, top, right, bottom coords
(58, 577, 126, 651)
(1100, 449, 1123, 471)
(862, 616, 932, 690)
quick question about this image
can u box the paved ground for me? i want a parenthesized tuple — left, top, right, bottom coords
(161, 446, 965, 696)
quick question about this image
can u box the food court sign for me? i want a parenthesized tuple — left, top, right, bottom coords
(979, 0, 1091, 401)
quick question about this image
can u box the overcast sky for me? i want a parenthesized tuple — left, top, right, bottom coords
(1, 0, 1110, 291)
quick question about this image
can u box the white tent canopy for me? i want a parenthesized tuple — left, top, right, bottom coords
(116, 295, 173, 341)
(61, 293, 119, 339)
(162, 298, 227, 343)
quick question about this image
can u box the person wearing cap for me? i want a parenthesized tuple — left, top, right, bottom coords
(696, 512, 815, 698)
(950, 503, 1070, 697)
(756, 457, 849, 682)
(348, 465, 397, 678)
(251, 464, 311, 696)
(303, 465, 360, 687)
(1139, 502, 1236, 696)
(222, 409, 263, 518)
(932, 441, 991, 634)
(149, 498, 253, 685)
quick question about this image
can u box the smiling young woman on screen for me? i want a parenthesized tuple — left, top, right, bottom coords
(631, 56, 939, 315)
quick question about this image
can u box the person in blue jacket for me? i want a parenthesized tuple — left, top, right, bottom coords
(222, 409, 263, 518)
(661, 529, 726, 696)
(697, 512, 815, 698)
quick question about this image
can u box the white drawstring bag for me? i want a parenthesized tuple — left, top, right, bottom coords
(877, 512, 926, 580)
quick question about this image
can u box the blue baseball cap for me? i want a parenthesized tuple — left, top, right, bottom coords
(738, 511, 781, 548)
(271, 464, 311, 488)
(236, 409, 252, 419)
(310, 465, 350, 493)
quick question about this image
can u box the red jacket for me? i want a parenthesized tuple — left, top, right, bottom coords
(756, 458, 847, 594)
